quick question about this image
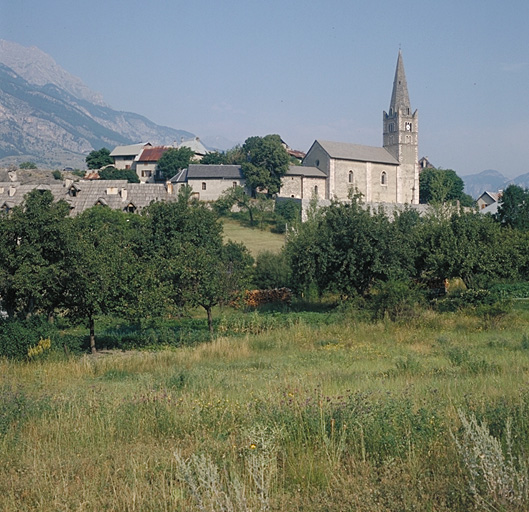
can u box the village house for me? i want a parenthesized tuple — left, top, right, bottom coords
(171, 164, 248, 201)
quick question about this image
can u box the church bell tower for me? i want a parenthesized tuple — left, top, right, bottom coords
(383, 51, 419, 204)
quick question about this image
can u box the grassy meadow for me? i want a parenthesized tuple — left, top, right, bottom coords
(221, 218, 285, 256)
(2, 304, 529, 511)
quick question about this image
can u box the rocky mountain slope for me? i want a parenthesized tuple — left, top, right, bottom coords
(463, 169, 529, 198)
(0, 40, 194, 169)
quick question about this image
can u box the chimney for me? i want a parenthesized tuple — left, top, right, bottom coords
(8, 186, 16, 197)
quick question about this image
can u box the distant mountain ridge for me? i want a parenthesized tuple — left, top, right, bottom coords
(463, 169, 529, 198)
(0, 40, 194, 169)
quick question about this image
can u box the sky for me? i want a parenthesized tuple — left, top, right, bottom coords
(1, 0, 529, 177)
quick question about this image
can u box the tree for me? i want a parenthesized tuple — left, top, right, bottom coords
(157, 147, 194, 180)
(496, 184, 529, 231)
(86, 147, 113, 169)
(200, 151, 228, 165)
(99, 167, 140, 183)
(0, 190, 71, 320)
(240, 134, 289, 195)
(286, 198, 410, 298)
(216, 186, 273, 227)
(64, 207, 140, 353)
(419, 167, 473, 206)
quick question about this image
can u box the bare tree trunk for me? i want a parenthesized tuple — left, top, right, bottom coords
(89, 314, 96, 354)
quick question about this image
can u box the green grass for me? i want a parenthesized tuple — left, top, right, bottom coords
(222, 218, 285, 256)
(2, 307, 529, 510)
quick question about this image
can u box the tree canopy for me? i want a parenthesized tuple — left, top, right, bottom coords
(419, 168, 474, 206)
(496, 184, 529, 231)
(86, 148, 113, 170)
(99, 167, 140, 183)
(240, 135, 290, 196)
(157, 147, 195, 180)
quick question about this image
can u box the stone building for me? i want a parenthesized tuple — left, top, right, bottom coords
(283, 51, 419, 204)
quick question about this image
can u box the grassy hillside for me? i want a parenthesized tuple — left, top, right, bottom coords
(222, 218, 285, 256)
(2, 306, 529, 510)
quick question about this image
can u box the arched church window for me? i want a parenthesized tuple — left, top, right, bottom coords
(314, 185, 318, 196)
(348, 171, 353, 184)
(381, 171, 387, 185)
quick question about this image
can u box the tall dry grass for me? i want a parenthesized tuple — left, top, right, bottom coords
(1, 307, 529, 510)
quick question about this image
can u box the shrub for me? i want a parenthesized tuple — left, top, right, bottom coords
(369, 280, 425, 321)
(453, 410, 528, 510)
(0, 317, 56, 360)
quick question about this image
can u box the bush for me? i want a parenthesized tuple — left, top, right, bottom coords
(369, 280, 425, 321)
(0, 317, 57, 360)
(253, 251, 291, 289)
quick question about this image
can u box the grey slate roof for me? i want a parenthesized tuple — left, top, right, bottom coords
(110, 143, 150, 157)
(0, 180, 177, 215)
(285, 165, 327, 178)
(315, 140, 399, 165)
(186, 164, 244, 180)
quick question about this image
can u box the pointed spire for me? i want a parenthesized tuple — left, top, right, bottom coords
(389, 50, 411, 113)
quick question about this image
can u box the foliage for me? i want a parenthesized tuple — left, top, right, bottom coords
(99, 166, 140, 183)
(453, 410, 528, 510)
(240, 134, 290, 195)
(85, 147, 113, 169)
(19, 161, 37, 170)
(419, 167, 473, 206)
(216, 186, 274, 227)
(0, 316, 56, 360)
(286, 198, 415, 297)
(253, 250, 291, 289)
(64, 207, 142, 352)
(496, 184, 529, 230)
(52, 170, 62, 180)
(199, 151, 228, 164)
(368, 279, 425, 321)
(156, 146, 194, 180)
(0, 189, 71, 319)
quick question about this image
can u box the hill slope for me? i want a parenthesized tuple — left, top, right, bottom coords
(0, 40, 194, 169)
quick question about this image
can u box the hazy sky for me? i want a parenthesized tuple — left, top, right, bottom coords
(2, 0, 529, 177)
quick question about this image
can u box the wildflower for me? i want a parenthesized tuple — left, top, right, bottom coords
(250, 444, 256, 450)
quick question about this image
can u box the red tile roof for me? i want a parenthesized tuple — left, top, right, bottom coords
(137, 146, 170, 162)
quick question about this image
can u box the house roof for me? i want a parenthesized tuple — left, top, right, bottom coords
(286, 165, 327, 178)
(186, 164, 244, 180)
(314, 140, 399, 165)
(110, 142, 151, 157)
(478, 191, 500, 202)
(137, 146, 170, 162)
(179, 137, 209, 156)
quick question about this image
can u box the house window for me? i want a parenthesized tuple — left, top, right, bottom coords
(202, 182, 207, 190)
(348, 171, 353, 184)
(381, 171, 387, 185)
(314, 185, 318, 196)
(141, 170, 152, 177)
(232, 182, 237, 188)
(315, 159, 320, 167)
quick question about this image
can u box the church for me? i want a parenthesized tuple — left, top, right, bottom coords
(280, 51, 420, 204)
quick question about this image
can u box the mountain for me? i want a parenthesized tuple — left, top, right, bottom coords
(0, 40, 194, 169)
(462, 169, 529, 198)
(462, 170, 509, 198)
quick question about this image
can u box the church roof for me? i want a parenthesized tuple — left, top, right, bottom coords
(286, 165, 326, 178)
(315, 140, 399, 165)
(389, 50, 411, 113)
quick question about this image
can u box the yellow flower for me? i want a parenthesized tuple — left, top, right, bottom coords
(250, 444, 256, 450)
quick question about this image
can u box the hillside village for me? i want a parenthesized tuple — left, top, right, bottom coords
(0, 51, 509, 216)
